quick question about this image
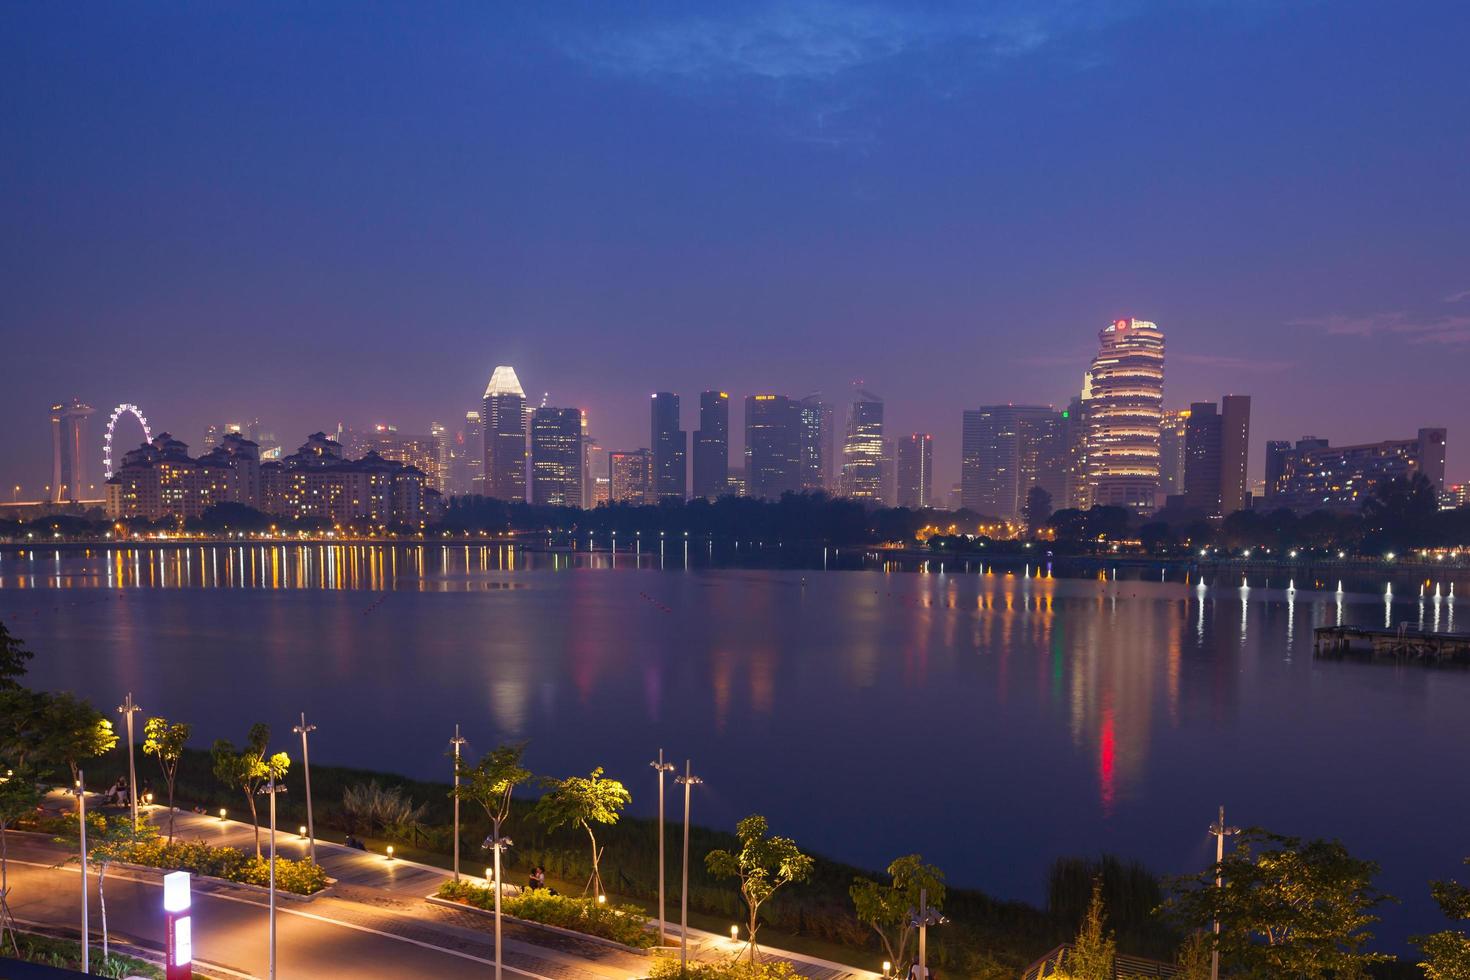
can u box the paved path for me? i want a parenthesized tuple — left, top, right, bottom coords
(18, 794, 875, 980)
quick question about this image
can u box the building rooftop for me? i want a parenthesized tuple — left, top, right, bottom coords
(484, 365, 525, 398)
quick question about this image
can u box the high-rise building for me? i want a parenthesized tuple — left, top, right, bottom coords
(840, 389, 884, 500)
(609, 449, 653, 505)
(463, 410, 484, 494)
(359, 425, 441, 491)
(1183, 403, 1223, 513)
(692, 391, 729, 500)
(1062, 395, 1091, 509)
(744, 395, 801, 500)
(482, 366, 527, 502)
(797, 396, 836, 492)
(896, 434, 933, 508)
(650, 392, 687, 502)
(1172, 395, 1251, 516)
(1220, 395, 1251, 514)
(1272, 429, 1446, 512)
(530, 407, 584, 507)
(50, 398, 96, 503)
(960, 405, 1064, 519)
(1263, 440, 1292, 502)
(582, 420, 607, 510)
(1159, 409, 1191, 500)
(1085, 318, 1165, 515)
(430, 421, 449, 493)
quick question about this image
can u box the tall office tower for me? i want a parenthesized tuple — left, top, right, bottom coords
(960, 405, 1064, 519)
(744, 394, 802, 500)
(692, 391, 729, 500)
(796, 396, 834, 492)
(840, 388, 885, 499)
(650, 392, 687, 502)
(1183, 402, 1223, 514)
(1062, 394, 1091, 509)
(609, 449, 653, 505)
(1158, 409, 1191, 501)
(430, 422, 450, 493)
(1219, 395, 1251, 515)
(464, 410, 485, 492)
(880, 437, 898, 505)
(896, 434, 933, 508)
(1263, 440, 1292, 500)
(482, 366, 527, 501)
(1085, 318, 1165, 515)
(50, 398, 95, 503)
(530, 407, 584, 506)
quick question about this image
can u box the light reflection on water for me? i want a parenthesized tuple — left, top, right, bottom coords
(2, 544, 1467, 949)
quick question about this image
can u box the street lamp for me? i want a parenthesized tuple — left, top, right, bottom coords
(257, 777, 288, 980)
(908, 888, 948, 980)
(292, 713, 317, 864)
(76, 771, 89, 973)
(675, 760, 703, 973)
(117, 693, 141, 831)
(1207, 805, 1240, 980)
(649, 749, 676, 945)
(449, 724, 467, 881)
(483, 835, 513, 980)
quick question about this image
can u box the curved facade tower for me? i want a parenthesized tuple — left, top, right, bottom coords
(1084, 318, 1164, 514)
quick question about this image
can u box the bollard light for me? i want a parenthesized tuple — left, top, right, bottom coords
(163, 871, 193, 980)
(218, 808, 227, 821)
(730, 925, 739, 941)
(386, 845, 395, 860)
(883, 961, 892, 978)
(596, 893, 606, 905)
(299, 825, 307, 839)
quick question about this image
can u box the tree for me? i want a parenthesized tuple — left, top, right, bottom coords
(1175, 931, 1211, 980)
(1363, 472, 1439, 551)
(533, 767, 629, 897)
(211, 724, 290, 858)
(456, 742, 531, 898)
(142, 716, 191, 842)
(0, 620, 32, 691)
(35, 692, 117, 785)
(1065, 879, 1116, 980)
(1414, 859, 1470, 979)
(57, 813, 155, 961)
(1025, 486, 1053, 535)
(706, 814, 814, 963)
(1163, 829, 1392, 979)
(850, 854, 945, 977)
(0, 766, 42, 955)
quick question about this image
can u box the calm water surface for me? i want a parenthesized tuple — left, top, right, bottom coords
(3, 543, 1467, 949)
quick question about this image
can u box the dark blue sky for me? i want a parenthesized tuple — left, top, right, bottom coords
(3, 1, 1468, 495)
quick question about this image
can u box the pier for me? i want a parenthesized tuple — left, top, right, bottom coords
(1314, 625, 1470, 664)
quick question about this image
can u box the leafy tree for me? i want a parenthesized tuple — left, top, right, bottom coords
(1065, 879, 1116, 980)
(455, 742, 531, 897)
(850, 854, 945, 977)
(1025, 486, 1053, 535)
(533, 767, 629, 897)
(0, 766, 41, 955)
(211, 724, 290, 858)
(1363, 472, 1440, 551)
(142, 717, 191, 842)
(0, 620, 32, 691)
(706, 814, 814, 963)
(34, 692, 117, 785)
(57, 813, 156, 961)
(1163, 829, 1392, 979)
(1175, 931, 1211, 980)
(1414, 858, 1470, 979)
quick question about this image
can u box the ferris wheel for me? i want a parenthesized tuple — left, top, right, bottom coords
(103, 403, 153, 479)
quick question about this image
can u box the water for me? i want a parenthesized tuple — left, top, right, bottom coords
(3, 543, 1468, 950)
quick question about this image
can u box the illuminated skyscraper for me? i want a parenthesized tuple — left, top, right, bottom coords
(1085, 318, 1165, 514)
(840, 388, 884, 500)
(530, 407, 583, 506)
(360, 424, 441, 491)
(797, 395, 835, 492)
(482, 366, 527, 501)
(50, 398, 95, 503)
(1220, 395, 1251, 514)
(960, 405, 1063, 519)
(609, 449, 653, 505)
(1158, 409, 1191, 501)
(650, 392, 687, 502)
(430, 421, 449, 492)
(692, 391, 729, 500)
(896, 434, 933, 508)
(744, 395, 801, 500)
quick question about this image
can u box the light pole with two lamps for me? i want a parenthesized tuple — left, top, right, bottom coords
(1207, 805, 1239, 980)
(117, 693, 141, 831)
(909, 889, 948, 980)
(450, 725, 467, 880)
(292, 713, 317, 864)
(257, 777, 287, 980)
(485, 835, 512, 980)
(675, 761, 703, 973)
(649, 749, 676, 946)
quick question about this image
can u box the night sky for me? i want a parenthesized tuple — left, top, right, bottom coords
(4, 1, 1468, 497)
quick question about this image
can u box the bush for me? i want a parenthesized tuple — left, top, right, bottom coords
(647, 954, 798, 979)
(437, 880, 655, 948)
(114, 837, 328, 895)
(10, 932, 163, 979)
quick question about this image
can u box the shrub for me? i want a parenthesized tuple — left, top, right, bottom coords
(436, 880, 655, 948)
(647, 954, 798, 979)
(113, 837, 327, 895)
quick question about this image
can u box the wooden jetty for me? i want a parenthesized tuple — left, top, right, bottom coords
(1314, 625, 1470, 664)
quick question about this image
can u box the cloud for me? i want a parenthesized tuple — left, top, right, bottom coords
(1445, 288, 1470, 304)
(1172, 352, 1293, 372)
(1289, 311, 1470, 344)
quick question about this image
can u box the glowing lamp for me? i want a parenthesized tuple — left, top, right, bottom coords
(883, 962, 892, 977)
(299, 825, 307, 839)
(730, 925, 739, 941)
(386, 845, 395, 860)
(163, 871, 192, 979)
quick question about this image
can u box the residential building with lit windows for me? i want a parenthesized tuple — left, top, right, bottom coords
(1270, 429, 1447, 512)
(1085, 317, 1165, 515)
(609, 449, 653, 505)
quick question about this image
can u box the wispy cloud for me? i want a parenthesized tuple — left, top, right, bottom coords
(1172, 352, 1293, 372)
(1290, 311, 1470, 344)
(1445, 288, 1470, 304)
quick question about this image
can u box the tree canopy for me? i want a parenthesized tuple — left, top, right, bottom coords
(707, 814, 814, 962)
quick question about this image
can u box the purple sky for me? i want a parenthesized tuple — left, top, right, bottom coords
(3, 1, 1468, 498)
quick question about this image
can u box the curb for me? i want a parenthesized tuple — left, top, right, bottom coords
(425, 893, 654, 955)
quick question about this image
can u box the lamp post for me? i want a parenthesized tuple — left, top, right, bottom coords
(909, 888, 948, 980)
(117, 693, 141, 831)
(76, 771, 89, 975)
(449, 724, 467, 881)
(675, 760, 702, 972)
(486, 835, 512, 980)
(292, 713, 317, 864)
(1207, 805, 1239, 980)
(649, 749, 675, 945)
(257, 777, 287, 980)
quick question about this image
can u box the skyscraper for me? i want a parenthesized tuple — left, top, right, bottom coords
(50, 398, 95, 503)
(692, 391, 729, 500)
(960, 405, 1064, 519)
(650, 392, 687, 502)
(1263, 439, 1292, 500)
(530, 407, 583, 506)
(1158, 409, 1191, 500)
(896, 434, 933, 508)
(482, 366, 527, 502)
(797, 396, 835, 492)
(744, 395, 801, 500)
(609, 449, 653, 505)
(840, 388, 884, 500)
(463, 410, 484, 493)
(1220, 394, 1251, 515)
(430, 421, 449, 493)
(1183, 402, 1223, 513)
(1085, 318, 1165, 515)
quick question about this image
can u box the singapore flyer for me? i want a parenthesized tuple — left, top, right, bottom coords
(102, 403, 153, 479)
